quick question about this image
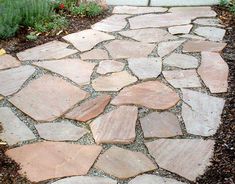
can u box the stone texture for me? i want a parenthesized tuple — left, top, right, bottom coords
(163, 70, 201, 88)
(168, 25, 193, 35)
(97, 60, 125, 74)
(92, 71, 137, 91)
(179, 34, 206, 40)
(140, 112, 182, 138)
(182, 89, 225, 136)
(63, 29, 115, 52)
(9, 75, 89, 122)
(193, 18, 223, 27)
(65, 94, 111, 122)
(112, 81, 180, 110)
(158, 40, 185, 57)
(113, 6, 167, 14)
(17, 41, 77, 61)
(146, 139, 215, 181)
(95, 146, 157, 179)
(198, 52, 228, 93)
(0, 54, 21, 70)
(106, 0, 148, 6)
(105, 40, 155, 59)
(128, 58, 162, 79)
(0, 107, 36, 145)
(194, 27, 226, 41)
(151, 0, 219, 6)
(0, 65, 35, 96)
(119, 28, 177, 43)
(80, 49, 109, 60)
(35, 121, 88, 141)
(6, 142, 102, 182)
(0, 95, 3, 100)
(90, 106, 138, 144)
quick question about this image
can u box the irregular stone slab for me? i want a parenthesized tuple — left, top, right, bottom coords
(168, 25, 193, 35)
(105, 40, 155, 59)
(17, 41, 77, 61)
(128, 58, 162, 79)
(0, 95, 3, 100)
(112, 81, 180, 110)
(95, 146, 157, 179)
(158, 40, 185, 57)
(198, 52, 228, 93)
(182, 89, 225, 136)
(163, 70, 201, 88)
(179, 34, 206, 40)
(193, 18, 224, 27)
(0, 54, 21, 70)
(146, 139, 215, 181)
(163, 53, 199, 69)
(35, 121, 88, 141)
(0, 107, 36, 145)
(194, 27, 226, 41)
(65, 94, 111, 122)
(119, 28, 177, 43)
(92, 71, 137, 91)
(0, 65, 35, 96)
(80, 49, 109, 60)
(6, 142, 102, 182)
(106, 0, 148, 6)
(97, 60, 125, 74)
(183, 40, 226, 52)
(63, 29, 115, 52)
(140, 112, 182, 138)
(9, 75, 89, 122)
(113, 6, 167, 14)
(91, 15, 130, 32)
(90, 106, 138, 144)
(151, 0, 219, 6)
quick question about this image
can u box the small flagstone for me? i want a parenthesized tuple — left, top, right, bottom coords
(168, 25, 193, 35)
(111, 81, 180, 110)
(113, 6, 167, 14)
(0, 95, 3, 100)
(0, 65, 35, 96)
(193, 18, 224, 27)
(179, 34, 206, 40)
(63, 29, 115, 52)
(0, 107, 36, 145)
(0, 54, 21, 70)
(96, 60, 125, 74)
(128, 58, 162, 79)
(158, 40, 185, 57)
(163, 70, 201, 88)
(146, 139, 215, 181)
(198, 52, 228, 93)
(65, 94, 111, 122)
(95, 146, 157, 179)
(80, 49, 109, 60)
(6, 142, 102, 182)
(194, 27, 226, 41)
(90, 106, 138, 144)
(17, 41, 77, 61)
(9, 75, 89, 122)
(92, 71, 137, 91)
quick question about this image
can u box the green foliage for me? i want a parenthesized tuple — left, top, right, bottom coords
(220, 0, 235, 14)
(26, 32, 38, 41)
(70, 2, 102, 17)
(220, 0, 229, 6)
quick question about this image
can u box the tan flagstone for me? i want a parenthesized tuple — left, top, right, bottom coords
(113, 6, 167, 14)
(0, 54, 21, 70)
(0, 95, 3, 100)
(194, 27, 226, 41)
(193, 18, 224, 27)
(168, 25, 193, 35)
(80, 49, 109, 60)
(179, 34, 206, 40)
(97, 60, 125, 74)
(158, 40, 185, 57)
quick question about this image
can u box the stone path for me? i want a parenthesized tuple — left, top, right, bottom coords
(0, 6, 229, 184)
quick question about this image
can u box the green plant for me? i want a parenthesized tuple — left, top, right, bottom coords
(220, 0, 229, 6)
(26, 32, 38, 41)
(70, 2, 102, 17)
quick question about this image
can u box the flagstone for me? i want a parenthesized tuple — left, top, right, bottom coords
(128, 58, 162, 79)
(80, 49, 109, 60)
(146, 139, 215, 181)
(6, 142, 102, 182)
(140, 112, 182, 138)
(9, 75, 89, 122)
(17, 41, 77, 61)
(163, 70, 201, 88)
(168, 25, 193, 35)
(179, 34, 206, 40)
(97, 60, 125, 74)
(63, 29, 115, 52)
(65, 94, 111, 122)
(158, 40, 185, 57)
(198, 52, 228, 93)
(0, 95, 3, 100)
(111, 81, 180, 110)
(163, 53, 199, 69)
(182, 89, 225, 136)
(95, 146, 157, 179)
(0, 65, 35, 96)
(104, 40, 155, 59)
(0, 54, 21, 70)
(113, 6, 167, 14)
(193, 18, 224, 27)
(194, 27, 226, 41)
(0, 107, 36, 145)
(92, 71, 137, 91)
(90, 106, 138, 144)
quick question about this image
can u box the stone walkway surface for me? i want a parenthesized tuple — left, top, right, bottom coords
(0, 6, 229, 184)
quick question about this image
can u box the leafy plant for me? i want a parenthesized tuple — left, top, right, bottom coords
(26, 32, 38, 41)
(220, 0, 229, 6)
(70, 2, 102, 17)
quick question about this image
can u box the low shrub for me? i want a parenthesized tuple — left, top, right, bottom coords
(220, 0, 235, 14)
(70, 2, 102, 17)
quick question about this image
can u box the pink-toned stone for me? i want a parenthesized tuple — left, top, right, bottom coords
(0, 54, 21, 70)
(97, 60, 125, 74)
(34, 59, 96, 86)
(111, 81, 180, 110)
(95, 146, 157, 179)
(193, 18, 224, 27)
(9, 75, 89, 122)
(140, 112, 182, 138)
(198, 52, 228, 93)
(104, 40, 155, 59)
(92, 71, 137, 91)
(80, 49, 109, 60)
(65, 94, 111, 122)
(90, 106, 138, 144)
(6, 142, 102, 182)
(113, 6, 167, 14)
(179, 34, 206, 40)
(0, 65, 35, 96)
(63, 29, 115, 52)
(158, 40, 185, 57)
(194, 27, 225, 41)
(146, 139, 215, 181)
(168, 25, 193, 35)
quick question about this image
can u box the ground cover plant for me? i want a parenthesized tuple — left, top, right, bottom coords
(220, 0, 235, 13)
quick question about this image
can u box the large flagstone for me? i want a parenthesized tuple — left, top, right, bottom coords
(158, 40, 185, 57)
(193, 18, 224, 27)
(113, 6, 167, 14)
(96, 60, 125, 74)
(80, 49, 109, 60)
(168, 25, 193, 35)
(0, 54, 21, 70)
(194, 26, 226, 41)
